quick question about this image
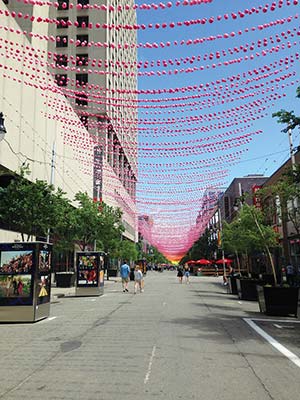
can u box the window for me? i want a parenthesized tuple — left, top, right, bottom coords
(76, 54, 88, 66)
(55, 54, 68, 67)
(78, 0, 89, 5)
(76, 74, 88, 86)
(56, 35, 68, 48)
(76, 93, 88, 106)
(55, 74, 67, 87)
(224, 196, 230, 220)
(57, 17, 69, 29)
(77, 16, 89, 28)
(58, 0, 69, 10)
(80, 115, 88, 129)
(76, 35, 89, 47)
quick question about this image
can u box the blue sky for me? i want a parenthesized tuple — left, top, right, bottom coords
(134, 0, 299, 260)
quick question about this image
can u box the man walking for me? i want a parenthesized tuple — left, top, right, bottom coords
(286, 262, 295, 286)
(120, 260, 130, 292)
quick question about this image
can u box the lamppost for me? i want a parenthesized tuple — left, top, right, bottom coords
(93, 179, 101, 251)
(0, 112, 7, 141)
(217, 207, 227, 284)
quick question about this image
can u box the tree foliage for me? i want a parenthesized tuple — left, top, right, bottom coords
(180, 228, 217, 264)
(0, 168, 127, 258)
(0, 167, 67, 241)
(223, 206, 278, 255)
(272, 86, 300, 132)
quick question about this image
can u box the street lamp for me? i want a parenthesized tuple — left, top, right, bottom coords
(286, 127, 296, 170)
(217, 207, 227, 284)
(0, 112, 7, 141)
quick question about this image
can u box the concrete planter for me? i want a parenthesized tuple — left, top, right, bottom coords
(55, 272, 75, 288)
(257, 285, 299, 317)
(228, 275, 238, 295)
(236, 278, 262, 301)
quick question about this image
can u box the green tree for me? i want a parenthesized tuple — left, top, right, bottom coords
(72, 192, 124, 252)
(95, 203, 124, 253)
(272, 86, 300, 132)
(223, 205, 279, 283)
(258, 167, 300, 236)
(180, 228, 217, 264)
(113, 239, 138, 262)
(0, 167, 66, 242)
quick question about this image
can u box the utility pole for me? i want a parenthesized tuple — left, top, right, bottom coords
(287, 128, 296, 170)
(217, 207, 226, 283)
(93, 180, 101, 251)
(46, 142, 55, 243)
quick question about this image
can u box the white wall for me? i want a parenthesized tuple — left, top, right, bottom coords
(0, 3, 93, 241)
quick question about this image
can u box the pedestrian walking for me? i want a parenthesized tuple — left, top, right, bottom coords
(184, 264, 190, 284)
(177, 268, 183, 283)
(286, 262, 295, 286)
(120, 260, 130, 292)
(134, 265, 144, 294)
(213, 263, 219, 277)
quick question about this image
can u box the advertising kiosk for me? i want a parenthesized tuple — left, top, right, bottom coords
(0, 242, 52, 323)
(75, 251, 105, 296)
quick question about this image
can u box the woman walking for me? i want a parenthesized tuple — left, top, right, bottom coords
(177, 268, 183, 283)
(184, 264, 190, 284)
(134, 265, 144, 294)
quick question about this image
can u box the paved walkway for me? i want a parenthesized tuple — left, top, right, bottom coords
(50, 276, 121, 300)
(1, 272, 300, 400)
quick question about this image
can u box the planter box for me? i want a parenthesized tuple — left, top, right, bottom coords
(107, 269, 118, 277)
(257, 286, 299, 317)
(55, 272, 75, 288)
(228, 275, 238, 295)
(261, 274, 275, 286)
(236, 278, 262, 301)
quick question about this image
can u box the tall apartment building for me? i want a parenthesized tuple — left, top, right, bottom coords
(0, 0, 93, 241)
(2, 0, 138, 242)
(49, 0, 138, 242)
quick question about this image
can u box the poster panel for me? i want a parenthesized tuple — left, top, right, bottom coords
(77, 255, 99, 287)
(36, 274, 51, 305)
(99, 254, 104, 287)
(39, 250, 51, 273)
(0, 250, 33, 274)
(0, 274, 33, 306)
(0, 249, 34, 306)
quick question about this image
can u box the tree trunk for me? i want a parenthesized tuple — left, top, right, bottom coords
(235, 251, 241, 273)
(66, 253, 69, 272)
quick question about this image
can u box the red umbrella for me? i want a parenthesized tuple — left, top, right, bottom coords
(215, 258, 233, 264)
(187, 260, 196, 265)
(196, 259, 211, 265)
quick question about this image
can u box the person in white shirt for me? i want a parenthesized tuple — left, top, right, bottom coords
(134, 266, 144, 294)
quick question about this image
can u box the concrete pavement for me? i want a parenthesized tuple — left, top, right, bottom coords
(50, 277, 122, 300)
(1, 272, 300, 400)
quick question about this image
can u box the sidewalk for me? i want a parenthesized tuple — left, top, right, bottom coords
(50, 277, 122, 302)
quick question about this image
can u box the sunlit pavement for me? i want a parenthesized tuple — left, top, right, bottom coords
(0, 271, 300, 400)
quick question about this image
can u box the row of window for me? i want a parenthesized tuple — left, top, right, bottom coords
(55, 54, 88, 67)
(58, 1, 89, 11)
(55, 73, 88, 86)
(57, 16, 89, 29)
(56, 34, 88, 47)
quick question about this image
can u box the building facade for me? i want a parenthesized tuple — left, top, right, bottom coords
(219, 175, 268, 224)
(0, 0, 93, 241)
(261, 151, 300, 267)
(0, 0, 138, 242)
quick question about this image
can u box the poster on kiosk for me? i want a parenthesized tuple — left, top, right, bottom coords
(0, 242, 52, 323)
(75, 252, 105, 296)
